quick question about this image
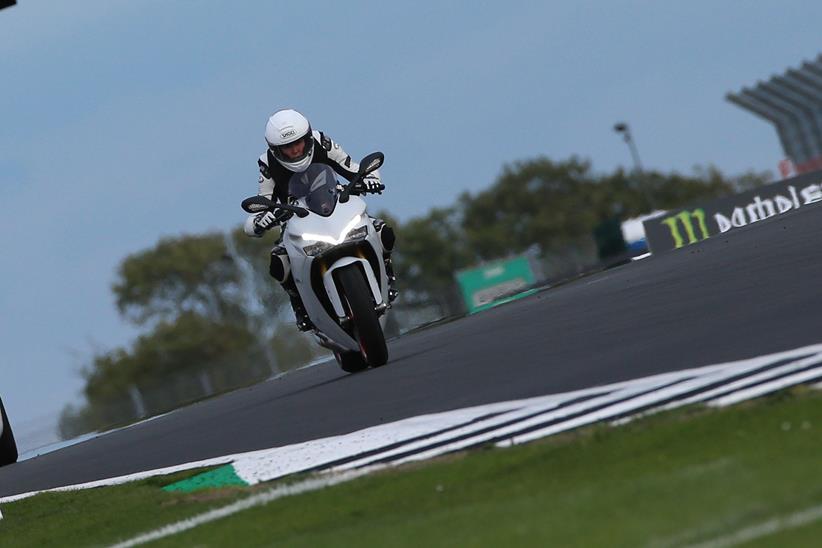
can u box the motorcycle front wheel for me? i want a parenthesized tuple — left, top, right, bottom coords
(334, 350, 368, 373)
(337, 265, 389, 368)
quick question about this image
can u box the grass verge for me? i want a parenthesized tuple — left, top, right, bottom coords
(3, 388, 822, 547)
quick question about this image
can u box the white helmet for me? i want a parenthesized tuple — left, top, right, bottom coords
(265, 109, 314, 172)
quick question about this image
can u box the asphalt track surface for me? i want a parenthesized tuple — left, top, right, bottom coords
(2, 201, 822, 498)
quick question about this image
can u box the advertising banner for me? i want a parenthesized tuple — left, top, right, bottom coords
(456, 256, 537, 314)
(642, 170, 822, 253)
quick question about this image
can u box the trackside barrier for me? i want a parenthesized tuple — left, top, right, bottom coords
(642, 169, 822, 253)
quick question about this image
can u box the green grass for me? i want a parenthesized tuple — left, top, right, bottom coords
(0, 469, 250, 547)
(4, 389, 822, 547)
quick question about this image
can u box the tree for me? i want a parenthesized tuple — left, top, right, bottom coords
(112, 232, 242, 326)
(393, 207, 473, 299)
(60, 226, 320, 438)
(59, 312, 263, 437)
(461, 157, 601, 259)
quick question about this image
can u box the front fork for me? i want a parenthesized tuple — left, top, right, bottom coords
(374, 219, 398, 303)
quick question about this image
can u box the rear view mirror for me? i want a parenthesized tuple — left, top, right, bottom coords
(358, 152, 384, 176)
(241, 195, 278, 213)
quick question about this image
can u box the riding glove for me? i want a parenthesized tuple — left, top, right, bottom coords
(355, 177, 385, 195)
(253, 209, 292, 234)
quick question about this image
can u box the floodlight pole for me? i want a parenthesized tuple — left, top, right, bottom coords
(614, 122, 656, 210)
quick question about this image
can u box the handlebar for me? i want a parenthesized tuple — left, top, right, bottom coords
(339, 179, 359, 204)
(243, 152, 384, 210)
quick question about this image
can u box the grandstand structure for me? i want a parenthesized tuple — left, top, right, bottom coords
(727, 54, 822, 177)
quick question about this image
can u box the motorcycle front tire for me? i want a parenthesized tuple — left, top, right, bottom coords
(337, 265, 389, 368)
(334, 350, 368, 373)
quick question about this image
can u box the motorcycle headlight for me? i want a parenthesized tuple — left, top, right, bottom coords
(300, 215, 363, 245)
(344, 225, 369, 241)
(303, 241, 333, 256)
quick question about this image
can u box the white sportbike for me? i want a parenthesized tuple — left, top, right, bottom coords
(242, 153, 393, 373)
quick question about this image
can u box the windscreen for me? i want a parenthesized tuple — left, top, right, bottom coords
(288, 164, 340, 217)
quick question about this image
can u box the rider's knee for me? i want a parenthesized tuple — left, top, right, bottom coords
(269, 246, 291, 283)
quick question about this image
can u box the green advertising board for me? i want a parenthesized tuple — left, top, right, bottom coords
(456, 256, 537, 314)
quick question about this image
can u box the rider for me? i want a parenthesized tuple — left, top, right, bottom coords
(243, 108, 396, 331)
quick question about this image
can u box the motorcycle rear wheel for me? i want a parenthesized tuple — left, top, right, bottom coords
(337, 265, 389, 367)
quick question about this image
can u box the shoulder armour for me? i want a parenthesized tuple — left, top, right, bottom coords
(258, 158, 271, 180)
(320, 131, 332, 151)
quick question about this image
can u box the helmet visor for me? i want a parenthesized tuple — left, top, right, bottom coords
(270, 130, 314, 165)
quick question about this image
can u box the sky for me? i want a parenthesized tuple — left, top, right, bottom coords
(2, 0, 821, 447)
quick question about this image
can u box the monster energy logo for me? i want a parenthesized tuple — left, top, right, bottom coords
(661, 209, 710, 248)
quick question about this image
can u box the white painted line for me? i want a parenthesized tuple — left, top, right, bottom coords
(709, 365, 822, 407)
(269, 354, 333, 379)
(631, 252, 652, 261)
(106, 414, 822, 548)
(375, 375, 686, 467)
(18, 410, 178, 462)
(614, 350, 822, 426)
(685, 503, 822, 548)
(232, 401, 527, 485)
(0, 449, 253, 504)
(0, 371, 686, 503)
(331, 398, 568, 472)
(233, 382, 642, 485)
(107, 467, 379, 548)
(335, 369, 716, 471)
(502, 354, 803, 446)
(669, 353, 822, 408)
(6, 342, 822, 506)
(708, 342, 822, 364)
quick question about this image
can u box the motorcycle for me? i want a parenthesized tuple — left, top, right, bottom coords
(242, 152, 393, 373)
